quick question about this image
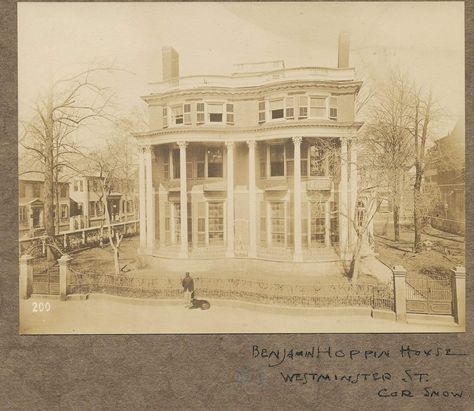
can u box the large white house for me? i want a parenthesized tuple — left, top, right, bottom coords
(134, 34, 363, 274)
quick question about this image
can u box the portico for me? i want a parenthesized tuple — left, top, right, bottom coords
(137, 134, 357, 262)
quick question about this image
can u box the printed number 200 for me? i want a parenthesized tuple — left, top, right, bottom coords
(32, 302, 51, 312)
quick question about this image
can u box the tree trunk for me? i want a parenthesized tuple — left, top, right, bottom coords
(349, 232, 363, 284)
(393, 203, 400, 242)
(113, 247, 120, 276)
(413, 172, 423, 253)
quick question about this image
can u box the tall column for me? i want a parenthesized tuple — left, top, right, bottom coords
(349, 138, 358, 250)
(138, 147, 147, 250)
(178, 141, 188, 257)
(247, 140, 257, 258)
(339, 138, 348, 258)
(226, 142, 235, 257)
(293, 137, 303, 262)
(145, 146, 155, 251)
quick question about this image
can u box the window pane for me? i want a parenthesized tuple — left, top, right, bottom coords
(208, 202, 224, 245)
(173, 149, 180, 179)
(270, 100, 283, 110)
(209, 113, 223, 122)
(271, 109, 284, 119)
(197, 102, 205, 111)
(208, 104, 223, 113)
(226, 103, 233, 112)
(258, 101, 265, 111)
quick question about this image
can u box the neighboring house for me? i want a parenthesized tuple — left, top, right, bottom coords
(425, 118, 465, 235)
(69, 174, 138, 229)
(134, 33, 364, 271)
(18, 173, 70, 237)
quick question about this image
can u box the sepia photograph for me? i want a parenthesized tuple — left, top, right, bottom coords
(18, 2, 465, 334)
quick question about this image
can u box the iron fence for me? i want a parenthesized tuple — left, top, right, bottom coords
(67, 269, 394, 311)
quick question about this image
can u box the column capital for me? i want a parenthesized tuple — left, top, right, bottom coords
(225, 141, 234, 149)
(177, 141, 188, 149)
(140, 145, 152, 154)
(452, 266, 466, 279)
(246, 140, 256, 149)
(292, 136, 303, 145)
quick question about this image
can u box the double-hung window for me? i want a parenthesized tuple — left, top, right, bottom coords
(226, 103, 234, 124)
(310, 96, 327, 118)
(183, 104, 192, 125)
(258, 100, 266, 123)
(19, 206, 26, 224)
(162, 107, 168, 128)
(196, 103, 205, 124)
(172, 106, 183, 125)
(208, 202, 224, 245)
(207, 147, 223, 178)
(309, 144, 326, 176)
(270, 99, 284, 119)
(61, 204, 68, 219)
(208, 103, 223, 123)
(270, 144, 285, 177)
(285, 97, 294, 119)
(329, 96, 338, 120)
(172, 149, 180, 179)
(163, 147, 170, 180)
(298, 96, 308, 119)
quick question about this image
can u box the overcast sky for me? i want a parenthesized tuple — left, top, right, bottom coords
(18, 2, 464, 137)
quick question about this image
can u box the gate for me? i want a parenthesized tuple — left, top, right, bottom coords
(406, 277, 453, 315)
(32, 260, 60, 295)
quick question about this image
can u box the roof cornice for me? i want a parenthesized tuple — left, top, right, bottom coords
(142, 80, 363, 104)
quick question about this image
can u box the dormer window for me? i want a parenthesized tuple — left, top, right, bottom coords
(270, 99, 284, 119)
(172, 105, 183, 125)
(208, 104, 223, 123)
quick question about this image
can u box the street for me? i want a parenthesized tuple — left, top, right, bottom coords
(20, 295, 461, 334)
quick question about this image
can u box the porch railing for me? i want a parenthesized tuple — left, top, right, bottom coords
(19, 220, 139, 258)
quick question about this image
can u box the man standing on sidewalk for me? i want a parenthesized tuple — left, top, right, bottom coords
(182, 272, 194, 308)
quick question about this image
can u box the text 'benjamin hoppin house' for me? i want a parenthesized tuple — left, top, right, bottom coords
(134, 34, 364, 274)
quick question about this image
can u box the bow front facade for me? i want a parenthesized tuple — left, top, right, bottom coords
(135, 40, 363, 272)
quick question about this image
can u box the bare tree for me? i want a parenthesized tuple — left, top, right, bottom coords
(85, 147, 124, 276)
(20, 67, 115, 258)
(361, 71, 414, 241)
(409, 87, 439, 252)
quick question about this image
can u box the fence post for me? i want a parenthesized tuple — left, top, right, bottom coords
(19, 254, 34, 299)
(392, 265, 407, 321)
(58, 254, 72, 301)
(82, 229, 86, 245)
(452, 266, 466, 328)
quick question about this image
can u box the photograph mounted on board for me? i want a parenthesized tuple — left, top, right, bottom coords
(18, 2, 465, 334)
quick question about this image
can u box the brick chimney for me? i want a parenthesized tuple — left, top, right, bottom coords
(337, 32, 350, 68)
(162, 47, 179, 81)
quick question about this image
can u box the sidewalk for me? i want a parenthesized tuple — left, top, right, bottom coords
(19, 295, 462, 334)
